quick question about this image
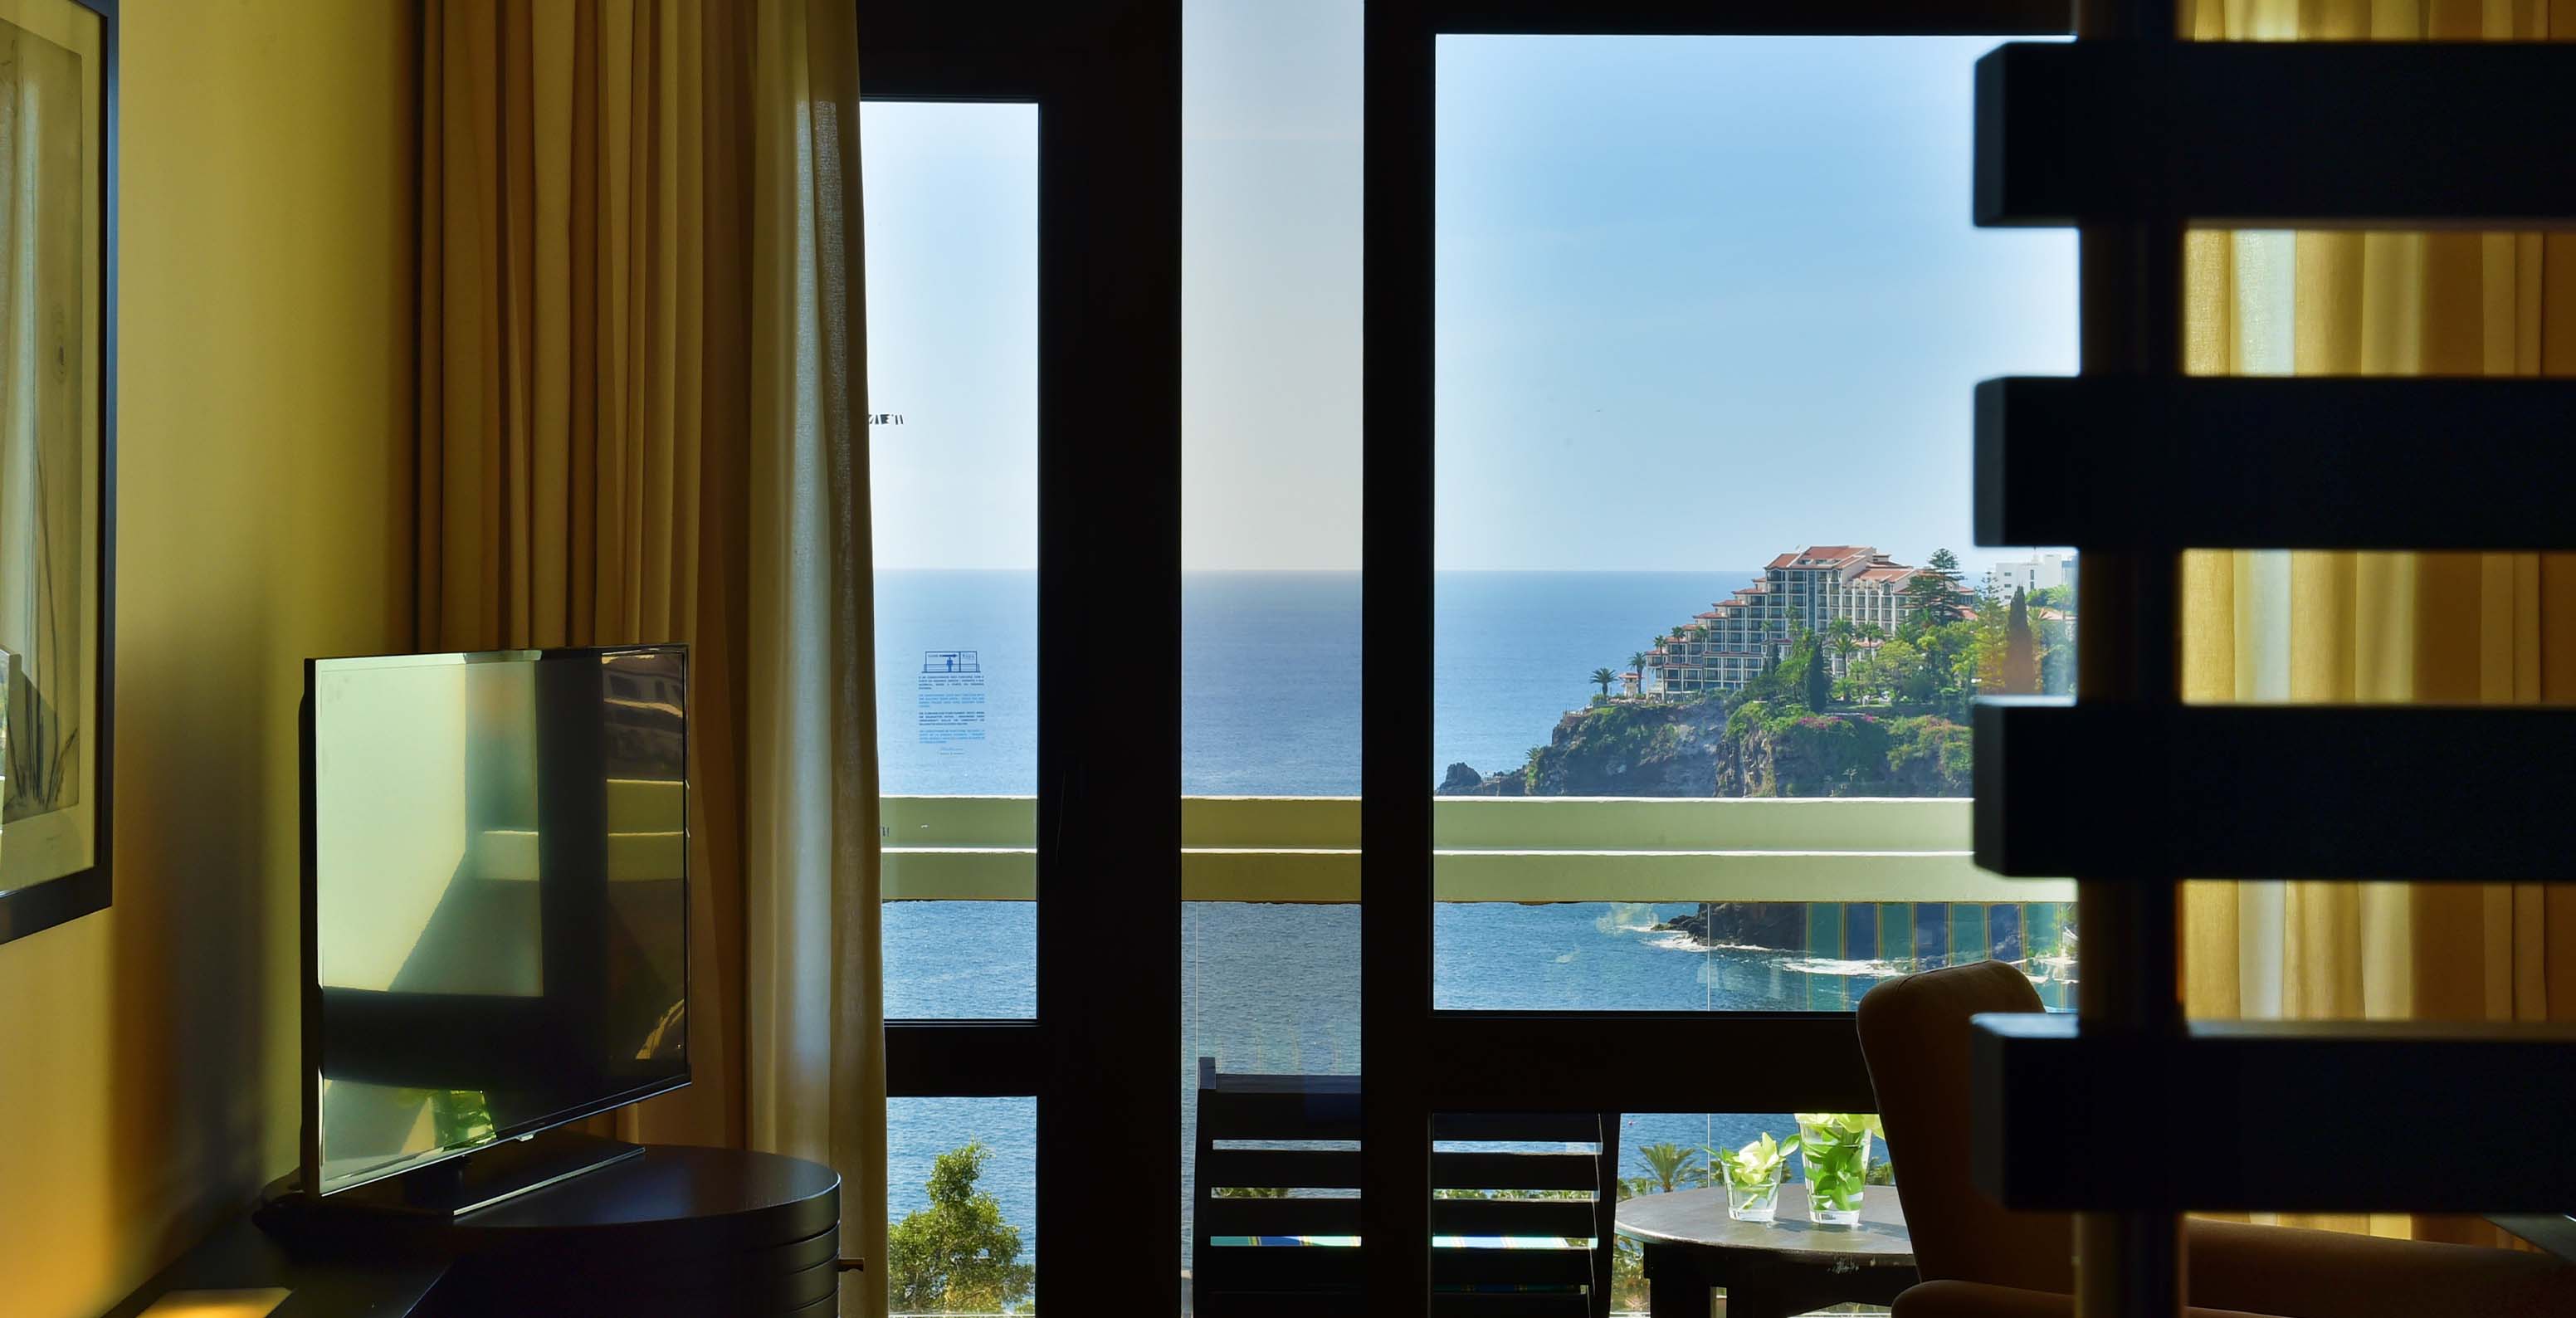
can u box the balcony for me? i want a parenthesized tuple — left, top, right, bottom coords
(881, 793, 2067, 908)
(884, 798, 2075, 1314)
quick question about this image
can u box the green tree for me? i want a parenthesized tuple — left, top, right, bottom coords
(1743, 634, 1803, 708)
(1825, 619, 1864, 703)
(1867, 635, 1934, 705)
(1905, 549, 1967, 629)
(2035, 613, 2076, 695)
(1826, 617, 1858, 666)
(1632, 1142, 1705, 1194)
(888, 1141, 1036, 1315)
(1965, 574, 2009, 695)
(1591, 666, 1618, 697)
(1629, 651, 1653, 696)
(2003, 587, 2040, 694)
(1803, 638, 1832, 710)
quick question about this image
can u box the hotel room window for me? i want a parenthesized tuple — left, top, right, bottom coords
(1431, 34, 2082, 1012)
(865, 100, 1042, 1313)
(1181, 0, 1364, 1290)
(866, 100, 1038, 1022)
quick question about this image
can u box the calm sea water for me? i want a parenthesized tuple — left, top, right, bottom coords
(878, 569, 1920, 1281)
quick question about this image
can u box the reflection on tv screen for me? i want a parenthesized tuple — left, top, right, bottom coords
(309, 648, 688, 1196)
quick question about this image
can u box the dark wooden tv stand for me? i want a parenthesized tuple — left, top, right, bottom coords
(107, 1145, 844, 1317)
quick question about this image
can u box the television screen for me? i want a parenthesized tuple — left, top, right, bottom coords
(303, 647, 689, 1198)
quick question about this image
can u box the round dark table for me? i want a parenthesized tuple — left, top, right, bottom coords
(1617, 1183, 1915, 1317)
(254, 1144, 842, 1316)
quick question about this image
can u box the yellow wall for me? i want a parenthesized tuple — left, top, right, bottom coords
(0, 3, 417, 1315)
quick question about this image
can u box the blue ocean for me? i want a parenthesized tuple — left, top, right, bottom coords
(877, 569, 1952, 1282)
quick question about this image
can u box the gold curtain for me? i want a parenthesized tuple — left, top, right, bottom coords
(417, 4, 882, 1303)
(740, 2, 888, 1313)
(2178, 0, 2576, 1246)
(420, 0, 753, 1152)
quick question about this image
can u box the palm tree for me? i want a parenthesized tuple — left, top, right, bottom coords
(1591, 667, 1617, 697)
(1627, 651, 1652, 696)
(1632, 1142, 1704, 1195)
(1826, 616, 1857, 660)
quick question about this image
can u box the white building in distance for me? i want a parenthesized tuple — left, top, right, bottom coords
(1646, 545, 1967, 697)
(1990, 551, 2076, 596)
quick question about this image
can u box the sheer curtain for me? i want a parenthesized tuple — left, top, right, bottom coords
(417, 3, 882, 1305)
(742, 3, 887, 1311)
(2177, 0, 2576, 1247)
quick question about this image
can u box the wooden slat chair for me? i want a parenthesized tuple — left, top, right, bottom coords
(1192, 1057, 1618, 1318)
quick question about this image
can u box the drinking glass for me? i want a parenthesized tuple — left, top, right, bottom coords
(1796, 1115, 1873, 1225)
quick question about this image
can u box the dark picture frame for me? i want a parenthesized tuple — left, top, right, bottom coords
(0, 0, 115, 948)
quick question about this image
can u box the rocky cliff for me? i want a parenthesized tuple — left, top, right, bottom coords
(1651, 901, 1807, 950)
(1442, 700, 1720, 797)
(1438, 698, 1970, 799)
(1439, 697, 1974, 954)
(1711, 705, 1973, 798)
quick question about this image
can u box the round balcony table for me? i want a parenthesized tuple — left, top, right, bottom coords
(1616, 1182, 1915, 1317)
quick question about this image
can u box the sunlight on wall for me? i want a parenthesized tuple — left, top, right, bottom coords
(0, 4, 416, 1315)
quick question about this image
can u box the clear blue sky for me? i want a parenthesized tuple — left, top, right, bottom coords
(866, 7, 2075, 574)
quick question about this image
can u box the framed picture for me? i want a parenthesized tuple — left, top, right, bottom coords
(0, 0, 110, 946)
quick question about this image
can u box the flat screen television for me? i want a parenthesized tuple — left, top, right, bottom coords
(300, 646, 690, 1201)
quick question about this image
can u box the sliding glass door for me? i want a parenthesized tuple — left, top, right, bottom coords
(862, 4, 1181, 1316)
(1366, 2, 2076, 1311)
(860, 2, 2088, 1312)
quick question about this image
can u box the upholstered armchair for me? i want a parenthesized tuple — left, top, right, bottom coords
(1855, 960, 2576, 1318)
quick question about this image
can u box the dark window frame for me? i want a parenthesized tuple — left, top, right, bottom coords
(861, 2, 1180, 1315)
(1363, 0, 2069, 1307)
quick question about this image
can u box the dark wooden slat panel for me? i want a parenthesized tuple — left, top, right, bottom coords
(1976, 700, 2576, 881)
(1198, 1247, 1366, 1291)
(1974, 377, 2576, 550)
(885, 1021, 1042, 1097)
(1195, 1292, 1364, 1318)
(1432, 1293, 1592, 1318)
(1205, 1067, 1363, 1096)
(1199, 1247, 1595, 1309)
(1432, 1151, 1599, 1193)
(1198, 1249, 1593, 1297)
(1200, 1076, 1598, 1144)
(1202, 1196, 1367, 1239)
(1427, 1013, 1876, 1112)
(1973, 1015, 2576, 1211)
(1201, 1149, 1364, 1191)
(1977, 41, 2576, 227)
(1432, 1112, 1603, 1144)
(1202, 1087, 1365, 1141)
(1435, 1247, 1596, 1287)
(1432, 1198, 1601, 1238)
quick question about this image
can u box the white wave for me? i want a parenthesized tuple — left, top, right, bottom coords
(1594, 902, 1665, 935)
(1642, 933, 1788, 954)
(1774, 954, 1914, 979)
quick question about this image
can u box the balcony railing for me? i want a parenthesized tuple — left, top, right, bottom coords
(881, 795, 2071, 905)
